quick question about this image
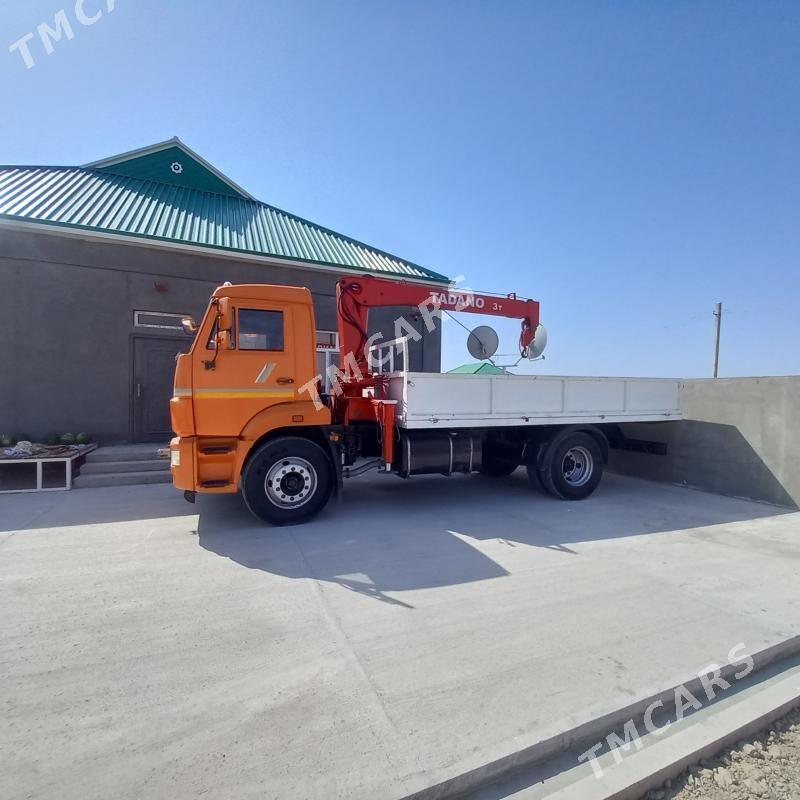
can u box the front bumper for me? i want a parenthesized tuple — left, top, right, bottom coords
(169, 436, 195, 490)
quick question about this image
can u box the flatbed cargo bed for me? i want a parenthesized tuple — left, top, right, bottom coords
(387, 372, 683, 429)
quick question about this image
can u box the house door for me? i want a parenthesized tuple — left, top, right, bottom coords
(132, 337, 187, 442)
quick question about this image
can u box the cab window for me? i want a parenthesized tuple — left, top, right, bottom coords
(238, 309, 284, 351)
(206, 320, 218, 349)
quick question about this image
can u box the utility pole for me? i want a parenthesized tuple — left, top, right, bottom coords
(712, 302, 722, 378)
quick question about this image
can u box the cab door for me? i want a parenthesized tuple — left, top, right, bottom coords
(193, 302, 296, 436)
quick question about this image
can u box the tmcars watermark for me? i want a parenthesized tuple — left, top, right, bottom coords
(8, 1, 118, 70)
(297, 276, 484, 410)
(578, 643, 755, 779)
(297, 291, 453, 410)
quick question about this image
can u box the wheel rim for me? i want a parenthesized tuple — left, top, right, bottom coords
(562, 446, 593, 487)
(264, 457, 317, 508)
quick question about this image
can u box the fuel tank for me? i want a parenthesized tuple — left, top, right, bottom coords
(396, 430, 482, 478)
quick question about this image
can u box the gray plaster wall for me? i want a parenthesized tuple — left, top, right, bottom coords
(0, 227, 442, 442)
(609, 377, 800, 508)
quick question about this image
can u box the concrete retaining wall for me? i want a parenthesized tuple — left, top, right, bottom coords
(610, 377, 800, 508)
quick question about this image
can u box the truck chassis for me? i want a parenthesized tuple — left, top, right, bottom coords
(227, 419, 670, 525)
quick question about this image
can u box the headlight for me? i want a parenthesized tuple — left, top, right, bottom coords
(170, 449, 181, 467)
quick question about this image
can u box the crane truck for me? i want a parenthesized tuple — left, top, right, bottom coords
(169, 275, 682, 524)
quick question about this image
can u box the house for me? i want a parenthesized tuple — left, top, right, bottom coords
(447, 362, 509, 375)
(0, 138, 449, 443)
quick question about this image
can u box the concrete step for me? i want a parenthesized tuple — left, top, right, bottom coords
(467, 638, 800, 800)
(86, 445, 167, 463)
(80, 459, 169, 475)
(74, 470, 173, 488)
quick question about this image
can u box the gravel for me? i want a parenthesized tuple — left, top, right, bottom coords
(641, 704, 800, 800)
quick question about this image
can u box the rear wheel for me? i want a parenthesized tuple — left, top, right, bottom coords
(242, 436, 333, 525)
(528, 432, 603, 500)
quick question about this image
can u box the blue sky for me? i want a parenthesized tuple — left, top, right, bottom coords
(2, 1, 799, 376)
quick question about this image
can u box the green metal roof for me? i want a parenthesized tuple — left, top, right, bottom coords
(447, 362, 509, 374)
(0, 140, 449, 283)
(93, 144, 248, 198)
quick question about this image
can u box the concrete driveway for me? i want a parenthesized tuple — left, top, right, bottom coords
(2, 471, 799, 799)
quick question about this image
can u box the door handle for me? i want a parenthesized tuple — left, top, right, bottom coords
(277, 377, 294, 385)
(136, 382, 142, 398)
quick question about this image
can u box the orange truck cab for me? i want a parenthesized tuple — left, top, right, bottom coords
(170, 283, 337, 524)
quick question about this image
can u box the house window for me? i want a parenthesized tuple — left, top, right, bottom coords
(238, 309, 284, 351)
(134, 310, 189, 331)
(316, 331, 339, 391)
(316, 330, 338, 350)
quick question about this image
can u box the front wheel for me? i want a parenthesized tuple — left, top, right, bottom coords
(528, 432, 603, 500)
(242, 436, 333, 525)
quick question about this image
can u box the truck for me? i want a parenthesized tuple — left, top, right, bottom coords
(169, 275, 682, 524)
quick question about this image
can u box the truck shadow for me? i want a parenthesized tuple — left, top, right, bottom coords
(196, 471, 794, 603)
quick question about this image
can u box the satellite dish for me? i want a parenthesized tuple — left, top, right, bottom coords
(527, 325, 548, 359)
(467, 325, 499, 360)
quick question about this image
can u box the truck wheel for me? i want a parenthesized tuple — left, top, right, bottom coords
(528, 432, 603, 500)
(242, 437, 333, 525)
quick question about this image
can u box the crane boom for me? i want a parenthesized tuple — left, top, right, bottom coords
(336, 275, 540, 372)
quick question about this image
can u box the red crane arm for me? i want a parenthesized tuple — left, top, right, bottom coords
(336, 274, 540, 371)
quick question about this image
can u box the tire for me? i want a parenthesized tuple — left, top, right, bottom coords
(242, 436, 333, 525)
(527, 431, 603, 500)
(480, 441, 521, 477)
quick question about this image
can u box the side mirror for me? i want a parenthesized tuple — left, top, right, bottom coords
(215, 298, 235, 351)
(218, 329, 234, 350)
(218, 297, 234, 332)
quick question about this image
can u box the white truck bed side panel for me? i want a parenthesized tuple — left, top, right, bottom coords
(408, 376, 492, 416)
(626, 379, 682, 412)
(564, 380, 625, 413)
(386, 373, 683, 428)
(492, 378, 564, 413)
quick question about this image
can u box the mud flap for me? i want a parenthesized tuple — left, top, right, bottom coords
(324, 427, 344, 500)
